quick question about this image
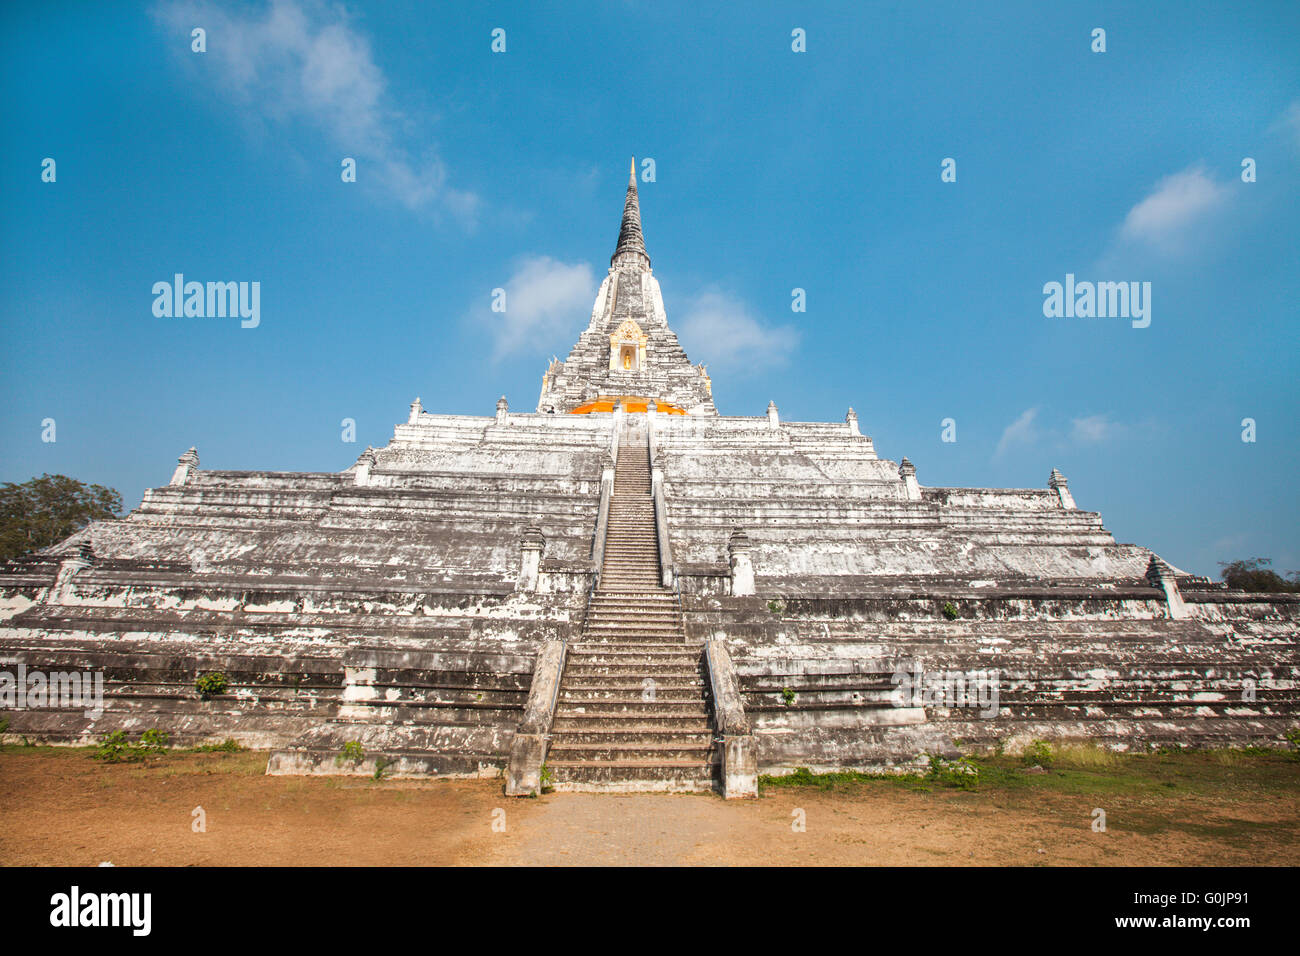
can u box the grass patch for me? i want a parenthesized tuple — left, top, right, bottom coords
(760, 767, 892, 791)
(759, 748, 1300, 802)
(187, 738, 244, 754)
(1050, 742, 1122, 771)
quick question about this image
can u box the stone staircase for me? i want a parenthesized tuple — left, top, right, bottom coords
(546, 434, 717, 791)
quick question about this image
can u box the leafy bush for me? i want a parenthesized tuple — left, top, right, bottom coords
(94, 730, 132, 762)
(139, 728, 169, 753)
(941, 602, 959, 620)
(781, 687, 796, 706)
(539, 762, 555, 793)
(926, 754, 980, 791)
(189, 739, 242, 753)
(1023, 739, 1054, 768)
(94, 728, 168, 763)
(336, 741, 364, 766)
(194, 672, 229, 699)
(767, 598, 786, 615)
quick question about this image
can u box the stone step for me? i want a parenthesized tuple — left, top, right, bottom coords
(545, 760, 717, 791)
(583, 623, 685, 633)
(555, 700, 709, 716)
(591, 589, 675, 597)
(559, 675, 705, 690)
(581, 620, 687, 630)
(584, 611, 682, 622)
(582, 614, 685, 622)
(586, 608, 682, 618)
(579, 640, 694, 649)
(588, 604, 678, 612)
(584, 620, 685, 631)
(566, 672, 699, 683)
(564, 665, 703, 679)
(561, 689, 705, 704)
(568, 644, 694, 657)
(551, 714, 713, 732)
(548, 742, 714, 762)
(565, 656, 700, 668)
(587, 598, 677, 608)
(550, 729, 712, 746)
(576, 641, 697, 651)
(569, 646, 698, 658)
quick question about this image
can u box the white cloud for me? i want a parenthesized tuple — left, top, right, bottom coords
(997, 409, 1138, 458)
(995, 407, 1040, 457)
(1069, 414, 1124, 444)
(673, 289, 799, 375)
(1118, 164, 1228, 252)
(1270, 99, 1300, 150)
(155, 0, 476, 217)
(484, 257, 597, 359)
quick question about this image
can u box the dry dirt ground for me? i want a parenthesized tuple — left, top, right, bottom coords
(1, 746, 1297, 866)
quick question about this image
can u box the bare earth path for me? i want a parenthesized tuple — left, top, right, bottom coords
(1, 748, 1296, 866)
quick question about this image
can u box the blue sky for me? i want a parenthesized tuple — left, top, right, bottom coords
(1, 0, 1297, 577)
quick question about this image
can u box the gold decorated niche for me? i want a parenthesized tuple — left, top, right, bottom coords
(609, 318, 648, 372)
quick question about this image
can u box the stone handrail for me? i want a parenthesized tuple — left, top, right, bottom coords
(591, 465, 614, 587)
(704, 637, 757, 798)
(652, 475, 674, 589)
(505, 637, 567, 796)
(647, 415, 674, 588)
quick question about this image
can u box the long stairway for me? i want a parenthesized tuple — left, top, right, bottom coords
(546, 433, 717, 791)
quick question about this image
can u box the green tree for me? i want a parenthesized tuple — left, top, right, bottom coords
(1218, 558, 1300, 593)
(0, 474, 122, 562)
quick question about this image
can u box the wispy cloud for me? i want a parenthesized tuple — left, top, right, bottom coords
(480, 256, 597, 360)
(1069, 414, 1126, 444)
(997, 409, 1138, 457)
(995, 407, 1041, 457)
(1116, 164, 1229, 253)
(155, 0, 476, 218)
(1270, 99, 1300, 150)
(674, 289, 799, 376)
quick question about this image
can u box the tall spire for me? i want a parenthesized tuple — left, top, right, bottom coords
(611, 156, 650, 270)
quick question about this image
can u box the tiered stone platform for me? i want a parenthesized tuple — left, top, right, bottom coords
(3, 168, 1295, 794)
